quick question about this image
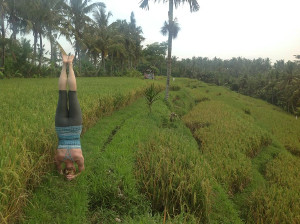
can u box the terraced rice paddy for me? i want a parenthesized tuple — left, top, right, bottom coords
(1, 77, 299, 223)
(0, 77, 158, 223)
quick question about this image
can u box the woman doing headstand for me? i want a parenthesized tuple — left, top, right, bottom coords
(55, 54, 84, 181)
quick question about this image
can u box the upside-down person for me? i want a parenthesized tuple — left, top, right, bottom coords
(54, 52, 84, 181)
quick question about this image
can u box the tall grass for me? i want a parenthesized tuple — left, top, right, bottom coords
(135, 130, 242, 223)
(0, 77, 160, 223)
(134, 87, 242, 223)
(183, 101, 272, 194)
(183, 79, 300, 223)
(22, 81, 242, 223)
(2, 77, 300, 223)
(245, 151, 300, 223)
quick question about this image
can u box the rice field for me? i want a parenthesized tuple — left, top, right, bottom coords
(183, 80, 300, 223)
(1, 77, 300, 223)
(0, 77, 161, 223)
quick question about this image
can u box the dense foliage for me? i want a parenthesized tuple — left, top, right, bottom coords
(172, 56, 300, 114)
(0, 0, 148, 77)
(0, 0, 299, 113)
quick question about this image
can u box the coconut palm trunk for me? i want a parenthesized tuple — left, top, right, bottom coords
(165, 0, 173, 101)
(101, 51, 106, 74)
(33, 30, 38, 65)
(140, 0, 199, 101)
(75, 41, 81, 75)
(39, 32, 43, 67)
(49, 29, 54, 63)
(0, 9, 5, 68)
(10, 0, 17, 40)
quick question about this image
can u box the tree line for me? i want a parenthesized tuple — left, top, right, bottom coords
(0, 0, 149, 78)
(1, 0, 299, 114)
(172, 56, 300, 115)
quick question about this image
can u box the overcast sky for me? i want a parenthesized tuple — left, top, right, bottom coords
(64, 0, 300, 63)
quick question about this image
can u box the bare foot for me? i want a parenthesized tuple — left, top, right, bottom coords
(62, 54, 68, 64)
(67, 55, 75, 64)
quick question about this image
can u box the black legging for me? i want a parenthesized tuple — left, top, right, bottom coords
(55, 90, 82, 127)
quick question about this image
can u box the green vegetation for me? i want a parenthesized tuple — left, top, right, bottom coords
(0, 77, 162, 223)
(21, 78, 241, 223)
(183, 80, 300, 223)
(1, 77, 300, 223)
(143, 83, 161, 113)
(173, 57, 300, 115)
(140, 0, 200, 100)
(1, 0, 299, 115)
(0, 0, 159, 78)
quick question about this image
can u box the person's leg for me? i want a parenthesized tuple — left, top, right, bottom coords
(68, 55, 77, 91)
(58, 60, 68, 90)
(55, 61, 69, 127)
(68, 91, 82, 126)
(67, 58, 82, 126)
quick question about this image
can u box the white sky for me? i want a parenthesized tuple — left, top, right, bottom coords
(63, 0, 300, 63)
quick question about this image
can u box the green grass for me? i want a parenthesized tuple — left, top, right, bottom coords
(183, 80, 300, 223)
(2, 77, 300, 223)
(0, 77, 162, 223)
(21, 81, 242, 223)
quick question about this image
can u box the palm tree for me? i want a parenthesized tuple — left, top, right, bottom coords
(140, 0, 200, 101)
(42, 0, 68, 64)
(160, 17, 180, 38)
(66, 0, 105, 73)
(129, 12, 144, 68)
(16, 0, 44, 66)
(110, 19, 130, 72)
(93, 5, 112, 73)
(0, 0, 8, 68)
(7, 0, 18, 40)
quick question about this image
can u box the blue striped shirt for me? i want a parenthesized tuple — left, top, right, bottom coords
(55, 125, 82, 149)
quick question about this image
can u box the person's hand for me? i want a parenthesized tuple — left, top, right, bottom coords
(66, 174, 76, 181)
(67, 55, 75, 64)
(62, 54, 68, 64)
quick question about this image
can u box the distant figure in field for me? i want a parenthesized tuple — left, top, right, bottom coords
(55, 53, 85, 181)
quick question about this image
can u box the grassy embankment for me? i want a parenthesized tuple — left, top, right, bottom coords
(0, 77, 159, 223)
(183, 80, 300, 223)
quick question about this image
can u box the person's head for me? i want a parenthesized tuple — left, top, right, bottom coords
(63, 163, 76, 176)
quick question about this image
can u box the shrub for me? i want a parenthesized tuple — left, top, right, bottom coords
(169, 84, 181, 91)
(144, 83, 160, 113)
(243, 108, 251, 115)
(124, 68, 142, 77)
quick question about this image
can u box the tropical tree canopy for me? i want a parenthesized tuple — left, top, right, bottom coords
(0, 0, 299, 114)
(140, 0, 200, 100)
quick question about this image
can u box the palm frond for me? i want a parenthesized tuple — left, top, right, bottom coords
(83, 2, 105, 14)
(160, 18, 180, 39)
(56, 41, 67, 55)
(188, 0, 200, 12)
(160, 21, 168, 36)
(139, 0, 149, 10)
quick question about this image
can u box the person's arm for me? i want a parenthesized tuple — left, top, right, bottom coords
(77, 156, 84, 173)
(55, 154, 63, 175)
(77, 156, 85, 173)
(66, 156, 84, 180)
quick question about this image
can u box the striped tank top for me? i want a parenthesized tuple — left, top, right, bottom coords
(55, 125, 82, 149)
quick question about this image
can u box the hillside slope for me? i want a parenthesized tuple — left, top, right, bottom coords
(183, 80, 300, 223)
